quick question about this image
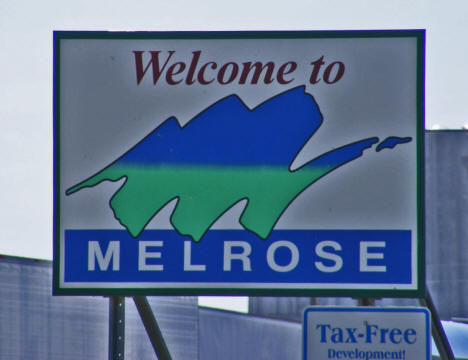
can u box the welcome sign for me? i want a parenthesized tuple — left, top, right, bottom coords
(53, 31, 425, 296)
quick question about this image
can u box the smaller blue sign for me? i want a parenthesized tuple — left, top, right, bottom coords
(63, 229, 412, 289)
(303, 307, 431, 360)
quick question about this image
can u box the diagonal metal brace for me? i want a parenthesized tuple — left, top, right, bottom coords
(419, 289, 455, 360)
(133, 296, 173, 360)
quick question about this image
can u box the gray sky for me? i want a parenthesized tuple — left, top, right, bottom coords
(1, 0, 467, 263)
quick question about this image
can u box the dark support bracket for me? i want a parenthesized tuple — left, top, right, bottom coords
(109, 296, 125, 360)
(309, 297, 319, 305)
(419, 290, 455, 360)
(356, 298, 376, 306)
(133, 296, 173, 360)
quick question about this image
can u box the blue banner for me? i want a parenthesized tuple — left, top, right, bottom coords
(64, 230, 411, 286)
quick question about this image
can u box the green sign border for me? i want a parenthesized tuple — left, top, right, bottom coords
(53, 30, 425, 297)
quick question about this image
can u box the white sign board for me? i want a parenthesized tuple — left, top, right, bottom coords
(53, 31, 425, 296)
(303, 307, 431, 360)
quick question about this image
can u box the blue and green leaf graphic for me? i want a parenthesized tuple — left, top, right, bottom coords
(66, 86, 411, 242)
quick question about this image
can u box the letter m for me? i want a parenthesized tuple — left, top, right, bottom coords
(239, 61, 275, 84)
(88, 241, 120, 271)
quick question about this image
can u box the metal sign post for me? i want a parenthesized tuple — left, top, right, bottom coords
(108, 296, 173, 360)
(109, 296, 125, 360)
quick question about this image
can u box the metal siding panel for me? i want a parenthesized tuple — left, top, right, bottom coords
(199, 308, 301, 360)
(425, 131, 468, 319)
(0, 257, 198, 359)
